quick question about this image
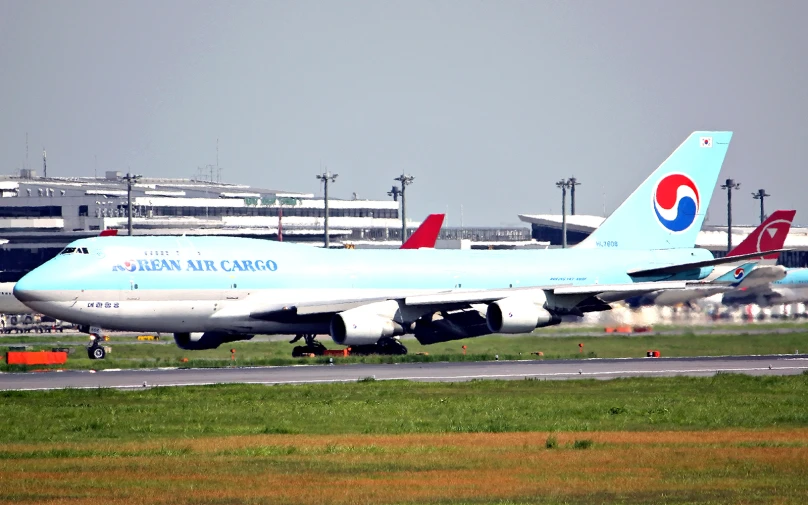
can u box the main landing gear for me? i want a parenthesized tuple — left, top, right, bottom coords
(289, 335, 409, 357)
(290, 334, 327, 357)
(349, 338, 408, 356)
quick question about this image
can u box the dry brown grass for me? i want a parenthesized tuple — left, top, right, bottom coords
(2, 430, 808, 504)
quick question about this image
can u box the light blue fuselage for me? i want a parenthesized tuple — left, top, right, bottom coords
(14, 236, 715, 334)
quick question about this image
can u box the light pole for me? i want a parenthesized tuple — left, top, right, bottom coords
(393, 174, 414, 244)
(721, 178, 741, 252)
(316, 170, 338, 248)
(752, 189, 770, 224)
(122, 172, 142, 236)
(556, 179, 572, 248)
(568, 177, 581, 215)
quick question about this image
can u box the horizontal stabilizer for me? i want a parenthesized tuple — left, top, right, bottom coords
(628, 249, 789, 278)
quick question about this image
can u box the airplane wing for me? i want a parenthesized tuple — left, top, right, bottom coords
(400, 214, 445, 249)
(250, 280, 688, 322)
(628, 249, 790, 278)
(246, 247, 789, 342)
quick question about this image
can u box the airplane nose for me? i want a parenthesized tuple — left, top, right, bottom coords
(13, 274, 38, 303)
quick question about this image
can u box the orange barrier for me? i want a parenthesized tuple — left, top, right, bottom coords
(6, 351, 67, 365)
(324, 348, 350, 357)
(606, 326, 637, 334)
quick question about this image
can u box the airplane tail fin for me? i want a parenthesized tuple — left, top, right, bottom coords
(577, 131, 732, 250)
(401, 214, 445, 249)
(726, 210, 796, 261)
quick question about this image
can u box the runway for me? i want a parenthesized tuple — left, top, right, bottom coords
(1, 354, 807, 390)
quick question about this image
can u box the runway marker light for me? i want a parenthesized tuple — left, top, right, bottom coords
(495, 354, 499, 361)
(578, 343, 584, 353)
(462, 345, 467, 356)
(230, 348, 236, 362)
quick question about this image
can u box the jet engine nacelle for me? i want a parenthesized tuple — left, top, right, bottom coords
(330, 300, 405, 346)
(173, 331, 254, 350)
(486, 294, 560, 334)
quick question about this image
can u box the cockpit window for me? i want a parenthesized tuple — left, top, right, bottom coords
(59, 247, 90, 255)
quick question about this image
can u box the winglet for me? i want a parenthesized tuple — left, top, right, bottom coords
(726, 210, 795, 260)
(401, 214, 445, 249)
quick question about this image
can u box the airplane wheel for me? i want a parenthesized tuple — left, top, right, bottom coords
(88, 346, 106, 360)
(292, 345, 325, 357)
(378, 339, 408, 355)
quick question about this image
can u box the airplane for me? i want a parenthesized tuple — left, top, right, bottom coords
(626, 210, 795, 307)
(16, 131, 785, 360)
(721, 266, 808, 307)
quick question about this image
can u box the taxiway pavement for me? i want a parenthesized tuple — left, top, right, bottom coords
(1, 354, 806, 391)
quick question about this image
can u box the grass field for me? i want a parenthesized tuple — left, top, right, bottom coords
(1, 375, 807, 504)
(3, 327, 808, 371)
(2, 431, 807, 504)
(2, 375, 807, 442)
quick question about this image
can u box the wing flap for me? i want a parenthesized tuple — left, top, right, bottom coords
(553, 281, 686, 295)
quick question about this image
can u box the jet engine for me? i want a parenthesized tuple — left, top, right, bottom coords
(330, 300, 405, 346)
(486, 294, 560, 334)
(173, 331, 254, 350)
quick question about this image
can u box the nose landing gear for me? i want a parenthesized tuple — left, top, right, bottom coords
(87, 332, 107, 360)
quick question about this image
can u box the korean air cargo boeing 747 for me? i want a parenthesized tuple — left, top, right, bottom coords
(16, 131, 777, 359)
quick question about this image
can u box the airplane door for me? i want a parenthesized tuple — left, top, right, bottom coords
(177, 236, 225, 311)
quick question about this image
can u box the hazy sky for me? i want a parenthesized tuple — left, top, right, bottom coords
(1, 0, 806, 227)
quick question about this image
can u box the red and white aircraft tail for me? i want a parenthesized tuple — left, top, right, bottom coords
(400, 214, 445, 249)
(726, 210, 796, 261)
